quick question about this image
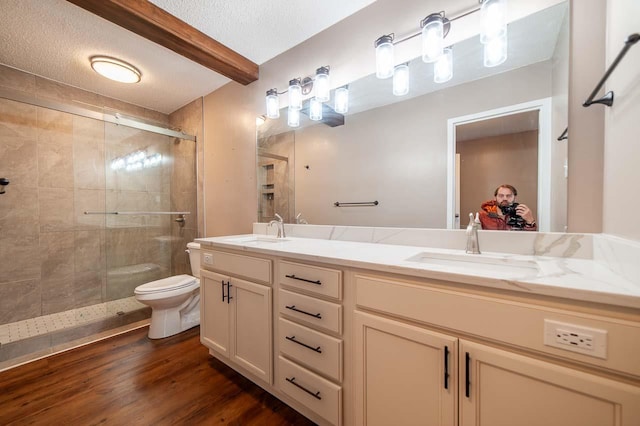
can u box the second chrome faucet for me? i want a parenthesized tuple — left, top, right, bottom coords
(466, 212, 481, 254)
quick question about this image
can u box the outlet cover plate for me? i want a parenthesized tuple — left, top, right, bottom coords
(544, 319, 607, 359)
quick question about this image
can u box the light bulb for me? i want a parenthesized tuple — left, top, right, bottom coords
(393, 64, 409, 96)
(334, 86, 349, 114)
(484, 33, 508, 67)
(421, 15, 444, 63)
(434, 47, 453, 83)
(266, 89, 279, 119)
(480, 0, 507, 44)
(287, 106, 300, 127)
(288, 78, 302, 110)
(375, 35, 394, 79)
(309, 98, 323, 121)
(314, 66, 330, 102)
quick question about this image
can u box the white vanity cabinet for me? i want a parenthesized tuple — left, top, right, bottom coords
(276, 260, 344, 426)
(353, 273, 640, 426)
(200, 250, 273, 384)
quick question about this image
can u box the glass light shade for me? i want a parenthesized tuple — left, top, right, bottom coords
(421, 18, 444, 63)
(392, 64, 409, 96)
(483, 33, 508, 67)
(434, 47, 453, 83)
(375, 35, 394, 79)
(334, 86, 349, 114)
(314, 67, 330, 102)
(90, 56, 141, 83)
(480, 0, 507, 44)
(265, 89, 279, 119)
(309, 98, 323, 121)
(288, 79, 302, 110)
(287, 106, 300, 127)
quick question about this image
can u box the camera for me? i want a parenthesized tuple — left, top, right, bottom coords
(499, 202, 525, 228)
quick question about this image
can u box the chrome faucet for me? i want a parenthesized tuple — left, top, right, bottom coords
(295, 212, 308, 224)
(465, 212, 481, 254)
(269, 213, 286, 238)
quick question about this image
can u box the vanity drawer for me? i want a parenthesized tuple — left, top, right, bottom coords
(278, 355, 342, 426)
(279, 260, 342, 300)
(202, 249, 271, 284)
(279, 289, 342, 335)
(279, 318, 343, 382)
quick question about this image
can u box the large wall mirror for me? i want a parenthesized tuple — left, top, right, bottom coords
(257, 1, 569, 232)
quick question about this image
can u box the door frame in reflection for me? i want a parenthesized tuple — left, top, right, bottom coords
(446, 98, 553, 231)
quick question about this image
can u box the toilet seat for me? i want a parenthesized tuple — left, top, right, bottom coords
(134, 274, 198, 295)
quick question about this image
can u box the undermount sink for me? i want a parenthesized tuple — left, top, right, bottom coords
(405, 251, 539, 279)
(224, 235, 290, 244)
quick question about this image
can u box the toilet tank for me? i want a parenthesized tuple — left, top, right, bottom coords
(186, 242, 201, 278)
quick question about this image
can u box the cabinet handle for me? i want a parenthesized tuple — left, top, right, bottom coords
(465, 352, 471, 398)
(221, 280, 226, 302)
(444, 345, 449, 390)
(285, 305, 322, 319)
(285, 274, 322, 285)
(226, 282, 233, 304)
(285, 335, 322, 353)
(285, 376, 322, 400)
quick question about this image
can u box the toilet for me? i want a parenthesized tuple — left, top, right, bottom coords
(134, 242, 201, 339)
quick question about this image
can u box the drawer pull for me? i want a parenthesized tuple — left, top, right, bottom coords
(285, 335, 322, 353)
(444, 345, 449, 390)
(465, 352, 471, 398)
(285, 376, 322, 400)
(285, 274, 322, 285)
(285, 305, 322, 319)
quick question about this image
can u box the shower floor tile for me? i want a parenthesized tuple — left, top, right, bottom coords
(0, 297, 146, 345)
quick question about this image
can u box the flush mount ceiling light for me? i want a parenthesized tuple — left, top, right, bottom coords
(90, 56, 141, 84)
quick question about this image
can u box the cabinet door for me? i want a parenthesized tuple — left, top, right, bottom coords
(200, 270, 230, 357)
(460, 340, 640, 426)
(354, 312, 457, 426)
(230, 277, 273, 384)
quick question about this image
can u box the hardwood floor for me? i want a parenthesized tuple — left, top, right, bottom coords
(0, 326, 316, 425)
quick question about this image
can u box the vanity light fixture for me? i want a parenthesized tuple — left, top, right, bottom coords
(334, 86, 349, 114)
(393, 63, 410, 96)
(373, 0, 508, 92)
(90, 56, 141, 84)
(266, 88, 280, 119)
(264, 65, 342, 128)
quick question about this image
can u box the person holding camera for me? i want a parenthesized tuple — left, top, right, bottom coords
(478, 184, 537, 231)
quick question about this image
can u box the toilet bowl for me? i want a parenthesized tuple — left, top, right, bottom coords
(134, 242, 201, 339)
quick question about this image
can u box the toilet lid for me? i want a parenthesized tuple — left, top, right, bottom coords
(134, 274, 198, 294)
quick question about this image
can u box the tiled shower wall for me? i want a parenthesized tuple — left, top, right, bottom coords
(0, 64, 200, 330)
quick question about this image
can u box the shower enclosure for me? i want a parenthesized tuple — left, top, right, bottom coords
(0, 90, 197, 369)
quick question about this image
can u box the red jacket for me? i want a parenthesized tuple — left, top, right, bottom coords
(478, 200, 537, 231)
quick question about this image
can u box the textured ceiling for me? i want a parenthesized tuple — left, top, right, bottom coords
(0, 0, 375, 114)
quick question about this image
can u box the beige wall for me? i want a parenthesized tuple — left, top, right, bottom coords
(603, 0, 640, 241)
(458, 131, 539, 229)
(566, 0, 606, 233)
(202, 83, 257, 236)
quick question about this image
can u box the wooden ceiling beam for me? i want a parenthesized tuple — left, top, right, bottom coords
(66, 0, 259, 85)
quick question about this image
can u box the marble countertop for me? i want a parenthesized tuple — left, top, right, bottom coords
(196, 233, 640, 309)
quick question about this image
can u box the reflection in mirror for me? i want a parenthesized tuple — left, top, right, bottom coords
(257, 1, 569, 232)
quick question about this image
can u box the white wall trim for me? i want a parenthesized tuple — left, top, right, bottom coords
(446, 97, 553, 231)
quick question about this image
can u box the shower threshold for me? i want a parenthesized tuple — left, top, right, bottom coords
(0, 297, 150, 371)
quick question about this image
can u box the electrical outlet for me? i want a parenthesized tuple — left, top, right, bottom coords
(544, 319, 607, 359)
(203, 253, 214, 266)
